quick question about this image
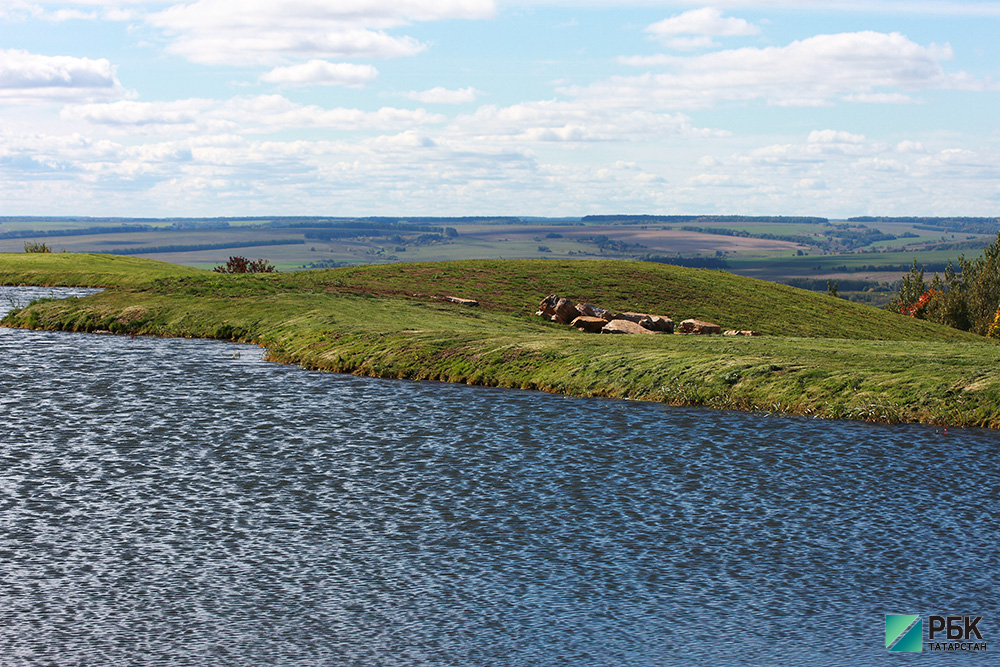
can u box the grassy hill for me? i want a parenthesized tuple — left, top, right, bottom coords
(292, 259, 977, 341)
(0, 252, 204, 287)
(3, 254, 998, 427)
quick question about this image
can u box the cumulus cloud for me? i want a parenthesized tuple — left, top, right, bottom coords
(146, 0, 496, 66)
(596, 31, 977, 109)
(260, 61, 378, 87)
(448, 99, 725, 144)
(61, 99, 209, 126)
(678, 129, 1000, 215)
(60, 94, 446, 134)
(219, 95, 446, 132)
(402, 86, 479, 104)
(647, 8, 759, 39)
(807, 130, 866, 144)
(0, 49, 127, 102)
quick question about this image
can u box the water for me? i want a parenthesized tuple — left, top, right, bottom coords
(1, 288, 996, 666)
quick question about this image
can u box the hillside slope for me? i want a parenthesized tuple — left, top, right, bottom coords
(0, 252, 205, 287)
(295, 259, 976, 342)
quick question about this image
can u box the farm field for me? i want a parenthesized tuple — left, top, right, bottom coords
(2, 215, 997, 304)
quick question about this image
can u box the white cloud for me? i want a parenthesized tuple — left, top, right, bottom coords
(807, 130, 866, 144)
(449, 99, 724, 144)
(44, 8, 99, 21)
(896, 140, 926, 154)
(146, 0, 496, 66)
(61, 99, 209, 126)
(60, 94, 447, 134)
(219, 95, 446, 132)
(0, 49, 127, 103)
(658, 36, 721, 52)
(586, 32, 978, 109)
(676, 130, 1000, 216)
(646, 8, 759, 39)
(260, 61, 378, 87)
(496, 1, 1000, 17)
(402, 86, 479, 104)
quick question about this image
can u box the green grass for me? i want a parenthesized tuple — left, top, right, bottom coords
(0, 252, 204, 287)
(3, 254, 999, 427)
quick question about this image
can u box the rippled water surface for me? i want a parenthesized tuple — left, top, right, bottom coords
(1, 287, 997, 666)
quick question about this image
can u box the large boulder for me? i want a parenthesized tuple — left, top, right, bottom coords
(537, 294, 581, 324)
(602, 319, 660, 335)
(612, 311, 648, 323)
(611, 311, 673, 333)
(570, 316, 608, 333)
(679, 319, 722, 335)
(640, 315, 674, 333)
(576, 302, 614, 321)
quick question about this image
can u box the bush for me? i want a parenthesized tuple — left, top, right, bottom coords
(212, 256, 277, 274)
(24, 241, 52, 253)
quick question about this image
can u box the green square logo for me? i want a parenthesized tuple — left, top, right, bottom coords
(886, 614, 923, 652)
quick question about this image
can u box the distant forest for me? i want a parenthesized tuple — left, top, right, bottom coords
(582, 215, 829, 224)
(848, 216, 1000, 235)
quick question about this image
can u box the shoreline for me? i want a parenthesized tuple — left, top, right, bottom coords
(3, 255, 999, 428)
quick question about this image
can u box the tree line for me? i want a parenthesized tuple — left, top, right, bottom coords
(888, 232, 1000, 336)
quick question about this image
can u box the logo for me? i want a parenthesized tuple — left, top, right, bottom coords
(886, 615, 923, 652)
(885, 614, 988, 653)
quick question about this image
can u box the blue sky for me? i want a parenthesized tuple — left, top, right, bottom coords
(1, 0, 998, 218)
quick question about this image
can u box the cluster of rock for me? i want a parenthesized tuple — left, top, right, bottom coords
(535, 294, 743, 336)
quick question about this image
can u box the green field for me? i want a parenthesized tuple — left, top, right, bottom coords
(3, 253, 999, 428)
(3, 216, 994, 294)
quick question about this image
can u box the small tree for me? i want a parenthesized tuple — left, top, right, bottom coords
(886, 260, 926, 314)
(212, 256, 277, 274)
(24, 241, 52, 253)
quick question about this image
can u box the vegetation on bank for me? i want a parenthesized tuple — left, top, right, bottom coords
(2, 253, 999, 428)
(888, 232, 1000, 336)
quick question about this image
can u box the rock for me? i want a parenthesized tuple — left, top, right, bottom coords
(639, 315, 674, 333)
(443, 296, 478, 306)
(537, 294, 581, 324)
(551, 299, 581, 324)
(612, 311, 649, 323)
(679, 319, 722, 335)
(538, 294, 561, 318)
(601, 319, 660, 335)
(570, 316, 607, 333)
(576, 302, 614, 321)
(724, 329, 761, 337)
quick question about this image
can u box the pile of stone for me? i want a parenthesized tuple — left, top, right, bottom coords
(535, 294, 734, 335)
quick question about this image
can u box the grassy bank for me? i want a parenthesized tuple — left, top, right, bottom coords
(0, 252, 203, 287)
(3, 254, 999, 427)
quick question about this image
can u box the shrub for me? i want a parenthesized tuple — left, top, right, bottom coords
(212, 256, 277, 274)
(24, 241, 52, 253)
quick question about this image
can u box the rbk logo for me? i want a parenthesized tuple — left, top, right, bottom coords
(885, 614, 923, 652)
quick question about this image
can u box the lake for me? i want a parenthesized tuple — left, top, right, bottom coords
(1, 287, 996, 666)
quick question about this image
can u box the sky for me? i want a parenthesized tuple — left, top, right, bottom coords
(1, 0, 999, 218)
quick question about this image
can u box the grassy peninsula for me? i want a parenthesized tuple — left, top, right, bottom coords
(3, 253, 999, 427)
